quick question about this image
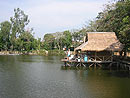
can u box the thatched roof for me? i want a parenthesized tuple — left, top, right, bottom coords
(75, 32, 123, 52)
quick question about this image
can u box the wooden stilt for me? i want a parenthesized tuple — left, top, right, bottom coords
(66, 62, 71, 67)
(64, 62, 67, 66)
(129, 66, 130, 71)
(80, 62, 82, 67)
(89, 63, 94, 68)
(95, 52, 97, 61)
(82, 63, 86, 67)
(109, 62, 113, 68)
(111, 51, 113, 61)
(76, 62, 80, 67)
(94, 63, 96, 68)
(97, 63, 102, 67)
(117, 62, 119, 70)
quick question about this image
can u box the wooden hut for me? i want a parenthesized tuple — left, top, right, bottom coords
(61, 32, 123, 67)
(74, 32, 123, 66)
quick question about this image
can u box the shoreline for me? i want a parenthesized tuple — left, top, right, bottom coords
(0, 50, 65, 56)
(0, 51, 45, 56)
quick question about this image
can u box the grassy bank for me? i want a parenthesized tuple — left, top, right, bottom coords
(35, 49, 65, 56)
(47, 50, 65, 56)
(0, 49, 65, 56)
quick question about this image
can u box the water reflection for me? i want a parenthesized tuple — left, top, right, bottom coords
(0, 55, 130, 98)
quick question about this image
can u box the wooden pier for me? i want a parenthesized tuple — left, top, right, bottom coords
(61, 58, 113, 68)
(61, 56, 130, 70)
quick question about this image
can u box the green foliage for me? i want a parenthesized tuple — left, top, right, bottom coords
(10, 8, 30, 50)
(1, 1, 129, 57)
(43, 34, 55, 50)
(0, 8, 43, 54)
(48, 49, 65, 56)
(42, 30, 72, 51)
(72, 28, 87, 47)
(53, 32, 65, 50)
(0, 21, 11, 50)
(85, 0, 130, 56)
(55, 36, 64, 50)
(18, 31, 34, 52)
(10, 8, 29, 36)
(62, 31, 72, 49)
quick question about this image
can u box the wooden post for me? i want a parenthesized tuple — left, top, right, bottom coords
(103, 56, 104, 61)
(89, 63, 94, 68)
(64, 62, 67, 66)
(94, 63, 96, 68)
(111, 51, 113, 61)
(124, 64, 126, 70)
(95, 52, 97, 61)
(117, 62, 119, 70)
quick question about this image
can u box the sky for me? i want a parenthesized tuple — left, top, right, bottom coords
(0, 0, 110, 38)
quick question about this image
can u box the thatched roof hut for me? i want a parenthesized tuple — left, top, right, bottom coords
(75, 32, 123, 52)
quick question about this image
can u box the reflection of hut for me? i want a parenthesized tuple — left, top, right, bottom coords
(75, 32, 123, 64)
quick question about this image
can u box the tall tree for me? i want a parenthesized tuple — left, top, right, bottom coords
(10, 8, 30, 50)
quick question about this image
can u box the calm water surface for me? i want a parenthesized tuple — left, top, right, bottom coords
(0, 55, 130, 98)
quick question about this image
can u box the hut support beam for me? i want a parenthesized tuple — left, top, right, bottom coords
(95, 52, 97, 61)
(64, 62, 71, 67)
(89, 63, 94, 68)
(89, 62, 102, 68)
(111, 51, 113, 61)
(76, 62, 86, 67)
(94, 63, 96, 68)
(97, 63, 102, 67)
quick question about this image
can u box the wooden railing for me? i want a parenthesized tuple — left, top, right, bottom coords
(87, 56, 113, 62)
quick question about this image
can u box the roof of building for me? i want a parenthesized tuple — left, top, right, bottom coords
(75, 32, 123, 52)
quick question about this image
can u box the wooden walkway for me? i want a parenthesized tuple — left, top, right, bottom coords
(61, 59, 112, 67)
(61, 58, 130, 70)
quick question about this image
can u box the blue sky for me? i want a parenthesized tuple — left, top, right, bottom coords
(0, 0, 110, 38)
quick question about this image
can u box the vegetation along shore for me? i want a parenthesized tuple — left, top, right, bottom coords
(0, 0, 129, 57)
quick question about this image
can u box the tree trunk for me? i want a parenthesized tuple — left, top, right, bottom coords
(57, 43, 60, 51)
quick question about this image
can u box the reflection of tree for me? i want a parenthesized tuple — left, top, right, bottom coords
(73, 69, 123, 98)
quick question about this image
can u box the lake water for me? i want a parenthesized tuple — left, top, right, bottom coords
(0, 55, 130, 98)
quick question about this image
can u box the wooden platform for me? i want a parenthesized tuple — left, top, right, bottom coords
(61, 59, 112, 63)
(61, 55, 130, 70)
(61, 59, 113, 67)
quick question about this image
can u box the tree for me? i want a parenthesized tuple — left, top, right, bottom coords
(18, 31, 34, 52)
(71, 28, 87, 48)
(37, 38, 41, 50)
(85, 0, 130, 56)
(10, 8, 30, 50)
(0, 21, 11, 50)
(62, 31, 72, 49)
(54, 32, 64, 50)
(43, 34, 55, 50)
